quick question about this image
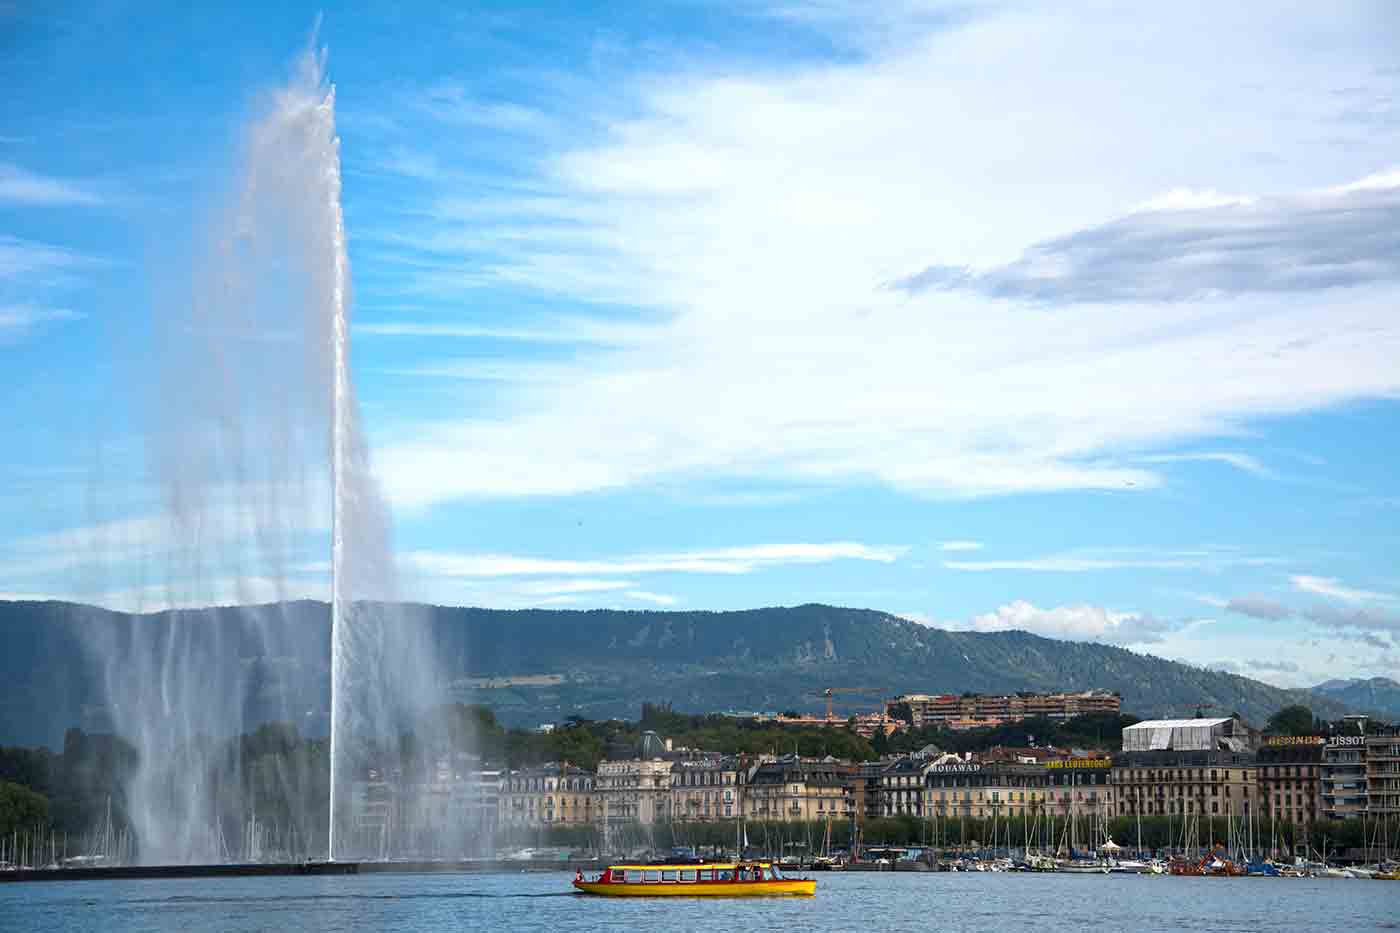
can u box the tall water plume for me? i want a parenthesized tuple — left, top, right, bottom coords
(79, 46, 441, 863)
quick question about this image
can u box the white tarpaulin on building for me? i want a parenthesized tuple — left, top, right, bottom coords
(1122, 718, 1231, 753)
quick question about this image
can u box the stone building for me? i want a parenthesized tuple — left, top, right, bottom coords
(1114, 718, 1257, 820)
(669, 756, 744, 822)
(746, 757, 854, 822)
(499, 762, 595, 827)
(596, 758, 674, 826)
(880, 755, 930, 817)
(1256, 735, 1324, 827)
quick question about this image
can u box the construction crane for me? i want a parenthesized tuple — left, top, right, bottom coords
(813, 686, 882, 722)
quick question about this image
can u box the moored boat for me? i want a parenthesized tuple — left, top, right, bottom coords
(573, 862, 816, 897)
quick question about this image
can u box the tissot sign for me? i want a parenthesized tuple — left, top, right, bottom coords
(1327, 736, 1366, 748)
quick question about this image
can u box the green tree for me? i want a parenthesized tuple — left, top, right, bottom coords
(1266, 705, 1315, 736)
(0, 781, 49, 837)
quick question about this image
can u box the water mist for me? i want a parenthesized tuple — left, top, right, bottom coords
(80, 47, 443, 864)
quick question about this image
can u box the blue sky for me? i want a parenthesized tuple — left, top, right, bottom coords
(2, 1, 1399, 688)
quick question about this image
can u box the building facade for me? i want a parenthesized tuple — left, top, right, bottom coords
(1115, 718, 1257, 820)
(746, 757, 854, 822)
(1256, 736, 1323, 827)
(1322, 734, 1369, 820)
(597, 758, 674, 826)
(919, 757, 1115, 822)
(500, 763, 595, 827)
(1367, 730, 1400, 818)
(879, 755, 931, 817)
(670, 756, 743, 822)
(888, 691, 1120, 731)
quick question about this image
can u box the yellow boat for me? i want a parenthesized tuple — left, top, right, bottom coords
(572, 861, 816, 897)
(1374, 871, 1400, 881)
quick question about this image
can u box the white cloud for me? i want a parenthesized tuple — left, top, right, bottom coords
(1138, 452, 1276, 479)
(0, 235, 95, 281)
(932, 599, 1176, 645)
(938, 540, 983, 552)
(513, 578, 636, 596)
(403, 541, 904, 578)
(1292, 574, 1395, 604)
(0, 162, 104, 207)
(944, 548, 1280, 573)
(358, 5, 1400, 509)
(625, 590, 678, 606)
(0, 304, 83, 340)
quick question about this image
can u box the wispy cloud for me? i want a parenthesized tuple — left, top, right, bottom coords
(1139, 451, 1276, 479)
(404, 541, 904, 579)
(1224, 595, 1292, 621)
(0, 234, 97, 282)
(360, 6, 1400, 509)
(1292, 574, 1395, 603)
(0, 162, 105, 207)
(0, 304, 83, 341)
(625, 590, 678, 606)
(944, 548, 1280, 573)
(354, 319, 651, 345)
(1302, 603, 1400, 635)
(938, 540, 983, 552)
(1209, 657, 1301, 676)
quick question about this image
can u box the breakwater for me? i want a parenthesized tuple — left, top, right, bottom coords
(0, 859, 597, 884)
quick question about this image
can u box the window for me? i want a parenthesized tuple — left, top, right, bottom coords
(661, 870, 678, 882)
(698, 869, 714, 881)
(717, 869, 733, 881)
(644, 870, 661, 883)
(625, 870, 643, 883)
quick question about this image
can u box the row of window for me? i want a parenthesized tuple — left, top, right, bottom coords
(615, 867, 777, 884)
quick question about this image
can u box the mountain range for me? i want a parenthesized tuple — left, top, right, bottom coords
(1310, 676, 1400, 720)
(0, 599, 1359, 748)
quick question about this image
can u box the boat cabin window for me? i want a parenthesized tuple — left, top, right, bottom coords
(661, 870, 678, 882)
(768, 865, 782, 879)
(679, 869, 697, 882)
(610, 871, 625, 883)
(624, 870, 642, 883)
(644, 870, 660, 883)
(716, 869, 733, 881)
(698, 869, 714, 881)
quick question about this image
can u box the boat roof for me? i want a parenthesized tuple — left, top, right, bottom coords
(606, 862, 772, 870)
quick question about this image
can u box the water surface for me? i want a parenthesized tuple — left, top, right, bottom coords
(2, 870, 1396, 932)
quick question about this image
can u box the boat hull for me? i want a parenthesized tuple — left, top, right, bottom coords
(574, 879, 816, 897)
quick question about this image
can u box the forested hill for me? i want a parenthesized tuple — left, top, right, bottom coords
(0, 599, 1350, 747)
(1311, 677, 1400, 719)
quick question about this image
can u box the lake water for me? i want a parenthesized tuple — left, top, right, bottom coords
(2, 870, 1396, 932)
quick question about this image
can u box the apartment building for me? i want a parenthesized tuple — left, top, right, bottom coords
(1256, 735, 1323, 827)
(746, 757, 854, 822)
(670, 756, 743, 822)
(597, 757, 674, 826)
(888, 690, 1120, 731)
(499, 762, 595, 827)
(1114, 718, 1257, 819)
